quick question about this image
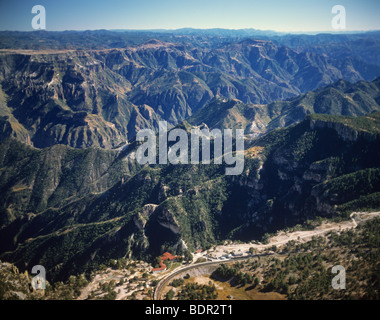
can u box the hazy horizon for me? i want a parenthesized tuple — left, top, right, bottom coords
(1, 0, 379, 32)
(1, 27, 379, 36)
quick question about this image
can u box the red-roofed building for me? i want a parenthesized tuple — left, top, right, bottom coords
(151, 252, 180, 273)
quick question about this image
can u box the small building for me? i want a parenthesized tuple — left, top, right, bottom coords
(151, 252, 180, 273)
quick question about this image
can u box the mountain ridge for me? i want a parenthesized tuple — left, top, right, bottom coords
(1, 42, 380, 149)
(187, 77, 380, 137)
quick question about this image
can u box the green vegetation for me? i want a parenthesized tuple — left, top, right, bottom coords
(309, 112, 380, 135)
(314, 168, 380, 216)
(227, 218, 380, 300)
(165, 289, 175, 300)
(0, 261, 92, 300)
(195, 258, 207, 264)
(170, 278, 185, 288)
(176, 282, 218, 300)
(212, 263, 254, 287)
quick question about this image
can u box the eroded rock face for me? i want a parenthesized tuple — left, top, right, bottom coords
(133, 210, 153, 231)
(0, 52, 159, 149)
(2, 39, 380, 150)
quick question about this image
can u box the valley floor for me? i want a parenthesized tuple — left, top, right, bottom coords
(1, 211, 379, 300)
(193, 212, 380, 262)
(155, 211, 380, 300)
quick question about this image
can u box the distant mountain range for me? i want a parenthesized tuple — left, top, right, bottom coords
(2, 29, 380, 49)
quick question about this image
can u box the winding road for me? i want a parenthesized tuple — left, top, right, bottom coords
(153, 211, 379, 300)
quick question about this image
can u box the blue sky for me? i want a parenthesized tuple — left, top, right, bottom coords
(0, 0, 379, 32)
